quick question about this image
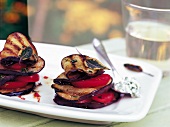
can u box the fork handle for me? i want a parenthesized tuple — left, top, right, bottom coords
(92, 38, 122, 81)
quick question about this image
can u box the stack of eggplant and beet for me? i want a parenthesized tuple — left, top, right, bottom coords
(52, 54, 120, 109)
(0, 32, 45, 96)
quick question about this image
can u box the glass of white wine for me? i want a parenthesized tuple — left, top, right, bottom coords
(121, 0, 170, 76)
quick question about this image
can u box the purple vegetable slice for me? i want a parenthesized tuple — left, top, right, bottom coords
(0, 82, 35, 96)
(0, 56, 36, 67)
(0, 74, 17, 86)
(53, 70, 104, 85)
(0, 56, 45, 76)
(53, 90, 120, 109)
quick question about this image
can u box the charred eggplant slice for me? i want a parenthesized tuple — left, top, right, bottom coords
(0, 82, 35, 96)
(0, 32, 45, 76)
(0, 56, 45, 76)
(0, 74, 17, 86)
(52, 84, 98, 99)
(61, 54, 109, 80)
(53, 90, 120, 109)
(0, 56, 37, 67)
(53, 70, 104, 85)
(0, 32, 37, 61)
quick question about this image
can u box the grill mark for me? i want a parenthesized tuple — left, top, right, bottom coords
(12, 44, 21, 51)
(68, 54, 85, 70)
(10, 32, 38, 55)
(6, 39, 21, 51)
(76, 55, 86, 70)
(2, 48, 17, 56)
(13, 32, 25, 46)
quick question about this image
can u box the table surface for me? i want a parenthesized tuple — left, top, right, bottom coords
(0, 38, 170, 127)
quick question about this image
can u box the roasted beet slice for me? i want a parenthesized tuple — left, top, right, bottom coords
(53, 90, 120, 109)
(0, 75, 17, 86)
(0, 56, 45, 76)
(0, 82, 35, 96)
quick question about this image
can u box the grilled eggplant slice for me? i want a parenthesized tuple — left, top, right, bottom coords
(0, 32, 37, 61)
(0, 32, 39, 69)
(0, 82, 35, 96)
(0, 32, 45, 76)
(0, 56, 45, 76)
(61, 54, 109, 80)
(52, 84, 97, 99)
(53, 72, 72, 85)
(0, 56, 37, 67)
(0, 74, 17, 86)
(54, 95, 107, 109)
(53, 70, 104, 85)
(53, 89, 120, 109)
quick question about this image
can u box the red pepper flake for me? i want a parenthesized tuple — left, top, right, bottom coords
(18, 95, 25, 100)
(43, 76, 48, 79)
(33, 91, 41, 102)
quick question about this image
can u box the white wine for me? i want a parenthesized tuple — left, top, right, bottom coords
(125, 21, 170, 71)
(126, 21, 170, 60)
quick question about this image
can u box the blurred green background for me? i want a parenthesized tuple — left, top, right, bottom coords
(0, 0, 124, 46)
(0, 0, 29, 38)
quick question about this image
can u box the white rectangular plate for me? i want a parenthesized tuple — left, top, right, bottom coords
(0, 41, 162, 124)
